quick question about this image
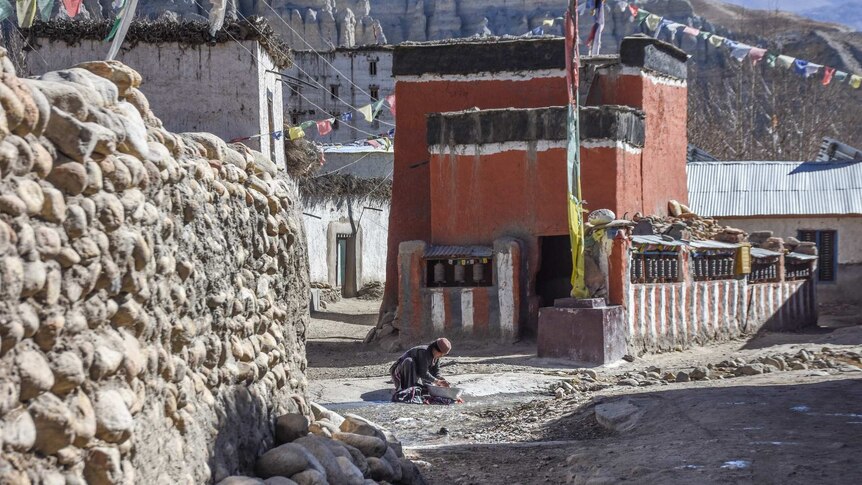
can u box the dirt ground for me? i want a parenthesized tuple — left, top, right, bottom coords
(307, 299, 862, 485)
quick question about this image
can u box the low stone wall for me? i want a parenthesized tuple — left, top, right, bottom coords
(0, 50, 309, 483)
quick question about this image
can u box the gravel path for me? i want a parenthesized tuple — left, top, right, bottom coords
(307, 299, 862, 484)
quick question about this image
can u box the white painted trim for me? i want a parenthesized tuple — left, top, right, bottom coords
(461, 289, 474, 334)
(428, 140, 567, 156)
(431, 291, 445, 335)
(396, 69, 564, 83)
(581, 139, 643, 154)
(618, 66, 687, 87)
(496, 252, 515, 339)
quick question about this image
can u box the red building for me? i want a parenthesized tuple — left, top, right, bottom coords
(382, 36, 691, 343)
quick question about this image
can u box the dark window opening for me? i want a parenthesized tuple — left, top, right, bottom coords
(330, 84, 339, 100)
(798, 230, 837, 282)
(290, 84, 300, 97)
(336, 233, 357, 297)
(369, 60, 378, 76)
(333, 118, 340, 130)
(536, 236, 573, 307)
(370, 86, 379, 101)
(290, 113, 299, 125)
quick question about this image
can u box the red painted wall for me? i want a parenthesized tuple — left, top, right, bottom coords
(383, 76, 568, 311)
(586, 72, 689, 215)
(429, 148, 568, 245)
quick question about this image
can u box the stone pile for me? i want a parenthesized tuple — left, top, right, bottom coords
(634, 200, 746, 242)
(218, 403, 427, 485)
(0, 48, 310, 483)
(549, 348, 861, 396)
(748, 230, 818, 256)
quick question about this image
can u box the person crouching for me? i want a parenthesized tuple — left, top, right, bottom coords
(389, 338, 451, 401)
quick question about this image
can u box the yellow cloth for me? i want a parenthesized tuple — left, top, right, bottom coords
(644, 14, 661, 31)
(708, 35, 725, 48)
(850, 75, 862, 89)
(542, 19, 555, 26)
(776, 55, 795, 69)
(16, 0, 37, 27)
(357, 104, 374, 122)
(568, 196, 589, 299)
(288, 126, 305, 140)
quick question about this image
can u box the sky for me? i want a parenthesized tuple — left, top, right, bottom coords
(719, 0, 862, 31)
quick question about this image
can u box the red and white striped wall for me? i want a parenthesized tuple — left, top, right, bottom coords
(624, 279, 817, 353)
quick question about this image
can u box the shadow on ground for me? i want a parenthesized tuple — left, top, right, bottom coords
(741, 323, 862, 350)
(412, 377, 862, 485)
(311, 310, 378, 326)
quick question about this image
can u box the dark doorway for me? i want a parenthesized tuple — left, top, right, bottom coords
(336, 234, 358, 297)
(536, 235, 573, 308)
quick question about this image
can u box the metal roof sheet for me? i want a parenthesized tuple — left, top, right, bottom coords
(631, 235, 686, 247)
(750, 247, 782, 258)
(424, 245, 493, 259)
(687, 161, 862, 217)
(786, 252, 819, 261)
(688, 240, 740, 250)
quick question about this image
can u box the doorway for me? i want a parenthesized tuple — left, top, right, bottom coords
(336, 233, 358, 297)
(536, 235, 573, 308)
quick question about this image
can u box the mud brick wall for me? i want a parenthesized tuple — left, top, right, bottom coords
(0, 48, 309, 484)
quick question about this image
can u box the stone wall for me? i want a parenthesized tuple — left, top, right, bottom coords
(0, 48, 309, 484)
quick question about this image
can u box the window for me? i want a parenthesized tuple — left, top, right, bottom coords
(369, 60, 378, 76)
(369, 86, 379, 101)
(798, 230, 837, 282)
(330, 84, 339, 100)
(332, 118, 340, 130)
(290, 84, 300, 97)
(290, 113, 299, 125)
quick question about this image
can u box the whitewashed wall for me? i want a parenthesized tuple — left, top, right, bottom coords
(25, 39, 284, 166)
(720, 215, 862, 304)
(302, 196, 389, 288)
(286, 47, 394, 144)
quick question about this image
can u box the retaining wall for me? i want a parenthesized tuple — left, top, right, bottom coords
(0, 52, 308, 484)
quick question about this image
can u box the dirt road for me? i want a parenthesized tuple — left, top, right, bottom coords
(307, 299, 862, 484)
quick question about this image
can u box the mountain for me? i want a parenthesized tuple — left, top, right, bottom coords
(718, 0, 862, 32)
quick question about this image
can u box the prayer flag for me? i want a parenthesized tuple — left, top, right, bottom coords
(644, 14, 661, 32)
(730, 44, 752, 62)
(300, 121, 316, 129)
(776, 55, 795, 69)
(60, 0, 80, 17)
(16, 0, 37, 27)
(367, 139, 380, 148)
(530, 26, 544, 36)
(107, 0, 138, 61)
(628, 4, 639, 17)
(805, 62, 822, 78)
(0, 0, 14, 22)
(341, 112, 353, 122)
(316, 119, 333, 136)
(208, 0, 227, 36)
(765, 53, 777, 67)
(635, 10, 649, 24)
(822, 67, 835, 86)
(793, 59, 820, 78)
(37, 0, 52, 21)
(851, 75, 862, 89)
(749, 47, 767, 64)
(357, 104, 374, 122)
(542, 18, 555, 26)
(288, 126, 305, 140)
(271, 131, 282, 140)
(618, 1, 627, 12)
(834, 71, 848, 83)
(683, 26, 700, 37)
(708, 35, 725, 48)
(371, 98, 386, 118)
(386, 94, 396, 116)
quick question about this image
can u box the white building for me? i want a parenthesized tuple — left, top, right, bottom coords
(301, 146, 392, 303)
(24, 22, 287, 168)
(688, 159, 862, 305)
(285, 46, 394, 145)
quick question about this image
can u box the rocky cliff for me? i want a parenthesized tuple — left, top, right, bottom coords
(0, 49, 310, 483)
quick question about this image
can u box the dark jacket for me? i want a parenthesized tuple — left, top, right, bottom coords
(389, 343, 441, 385)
